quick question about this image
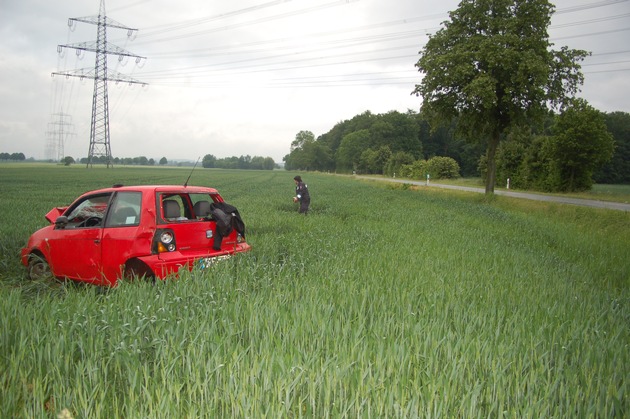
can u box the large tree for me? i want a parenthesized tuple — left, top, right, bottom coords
(284, 130, 316, 170)
(284, 130, 334, 171)
(413, 0, 588, 194)
(337, 130, 371, 172)
(547, 99, 614, 191)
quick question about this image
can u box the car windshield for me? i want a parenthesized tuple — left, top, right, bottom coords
(66, 193, 111, 224)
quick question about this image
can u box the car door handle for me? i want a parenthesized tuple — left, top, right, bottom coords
(94, 239, 101, 244)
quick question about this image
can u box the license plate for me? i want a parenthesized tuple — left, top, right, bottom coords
(198, 255, 231, 269)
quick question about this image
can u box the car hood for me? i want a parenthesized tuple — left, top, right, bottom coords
(45, 207, 67, 224)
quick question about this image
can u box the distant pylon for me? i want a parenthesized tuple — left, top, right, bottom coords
(52, 0, 147, 168)
(45, 112, 76, 162)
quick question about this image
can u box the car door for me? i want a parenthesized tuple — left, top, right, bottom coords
(100, 191, 144, 283)
(47, 193, 111, 282)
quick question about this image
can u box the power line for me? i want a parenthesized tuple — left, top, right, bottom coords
(52, 0, 630, 106)
(124, 0, 629, 87)
(554, 0, 629, 14)
(126, 0, 361, 45)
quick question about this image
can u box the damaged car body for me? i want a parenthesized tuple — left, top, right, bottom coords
(21, 184, 251, 286)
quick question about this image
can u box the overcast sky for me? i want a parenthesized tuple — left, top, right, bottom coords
(1, 0, 628, 163)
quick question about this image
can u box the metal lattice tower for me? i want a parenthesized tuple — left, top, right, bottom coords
(45, 112, 76, 162)
(52, 0, 146, 168)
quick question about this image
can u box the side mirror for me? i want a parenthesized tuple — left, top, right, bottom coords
(55, 216, 69, 229)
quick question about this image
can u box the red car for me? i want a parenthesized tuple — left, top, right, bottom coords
(21, 184, 251, 286)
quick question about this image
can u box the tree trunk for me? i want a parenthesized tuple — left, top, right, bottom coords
(485, 131, 501, 194)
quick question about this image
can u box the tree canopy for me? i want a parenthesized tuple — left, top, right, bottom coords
(596, 112, 630, 184)
(413, 0, 588, 193)
(547, 100, 614, 191)
(0, 152, 26, 161)
(283, 111, 423, 173)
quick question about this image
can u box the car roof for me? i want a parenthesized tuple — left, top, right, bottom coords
(82, 185, 220, 195)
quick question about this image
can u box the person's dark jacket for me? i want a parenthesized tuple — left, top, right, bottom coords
(295, 181, 310, 202)
(210, 202, 245, 250)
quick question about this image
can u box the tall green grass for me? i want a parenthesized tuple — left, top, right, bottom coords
(1, 165, 628, 417)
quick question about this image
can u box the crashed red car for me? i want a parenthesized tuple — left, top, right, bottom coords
(21, 184, 251, 286)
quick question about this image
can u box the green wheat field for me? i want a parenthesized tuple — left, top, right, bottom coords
(1, 164, 628, 417)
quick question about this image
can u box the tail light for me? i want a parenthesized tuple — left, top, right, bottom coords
(153, 229, 176, 253)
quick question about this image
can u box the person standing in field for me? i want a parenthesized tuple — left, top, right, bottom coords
(293, 175, 310, 214)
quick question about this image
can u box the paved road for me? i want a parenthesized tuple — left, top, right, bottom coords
(356, 176, 630, 212)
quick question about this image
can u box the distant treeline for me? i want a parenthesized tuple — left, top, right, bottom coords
(80, 156, 168, 166)
(202, 154, 276, 170)
(0, 152, 26, 161)
(284, 109, 630, 190)
(1, 152, 279, 170)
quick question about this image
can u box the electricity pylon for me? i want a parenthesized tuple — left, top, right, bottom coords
(52, 0, 146, 168)
(45, 112, 76, 162)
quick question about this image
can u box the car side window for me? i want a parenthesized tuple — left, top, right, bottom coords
(65, 193, 112, 228)
(106, 192, 142, 227)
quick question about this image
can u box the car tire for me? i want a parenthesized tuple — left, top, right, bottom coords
(124, 260, 155, 283)
(27, 254, 51, 280)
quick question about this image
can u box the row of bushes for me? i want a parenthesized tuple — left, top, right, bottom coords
(378, 153, 461, 180)
(398, 156, 460, 180)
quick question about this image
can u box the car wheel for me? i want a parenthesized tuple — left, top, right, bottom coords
(124, 260, 155, 283)
(27, 254, 51, 280)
